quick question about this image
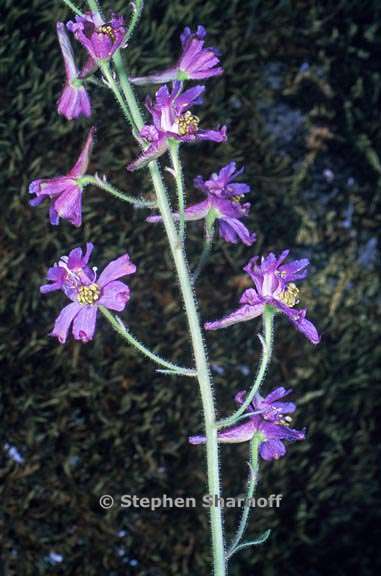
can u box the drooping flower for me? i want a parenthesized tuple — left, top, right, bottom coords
(127, 81, 227, 171)
(56, 22, 92, 120)
(41, 243, 136, 343)
(29, 128, 95, 227)
(189, 387, 305, 461)
(147, 162, 256, 245)
(205, 250, 320, 344)
(67, 12, 126, 61)
(130, 26, 223, 85)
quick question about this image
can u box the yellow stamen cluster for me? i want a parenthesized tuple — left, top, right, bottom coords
(231, 195, 242, 204)
(279, 415, 293, 426)
(177, 111, 200, 136)
(97, 24, 116, 43)
(77, 283, 101, 305)
(278, 282, 300, 307)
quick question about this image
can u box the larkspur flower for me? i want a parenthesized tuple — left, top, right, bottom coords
(147, 162, 256, 245)
(127, 81, 227, 171)
(41, 243, 136, 343)
(29, 128, 95, 227)
(189, 387, 305, 461)
(205, 250, 320, 344)
(67, 12, 126, 61)
(56, 22, 91, 120)
(130, 26, 223, 85)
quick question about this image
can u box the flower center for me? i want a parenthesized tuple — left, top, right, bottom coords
(279, 416, 293, 426)
(97, 24, 116, 43)
(177, 111, 200, 136)
(231, 195, 242, 203)
(278, 283, 300, 307)
(77, 283, 101, 305)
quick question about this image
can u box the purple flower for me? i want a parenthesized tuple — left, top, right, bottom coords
(127, 81, 227, 171)
(130, 26, 223, 85)
(67, 12, 126, 61)
(189, 387, 305, 461)
(56, 22, 91, 120)
(205, 251, 320, 344)
(29, 128, 95, 227)
(41, 244, 136, 343)
(147, 162, 256, 245)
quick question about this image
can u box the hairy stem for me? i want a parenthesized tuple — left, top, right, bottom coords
(100, 307, 196, 377)
(124, 0, 144, 44)
(110, 70, 226, 575)
(192, 223, 215, 284)
(168, 140, 186, 242)
(217, 306, 274, 429)
(80, 175, 156, 207)
(226, 434, 261, 560)
(98, 61, 135, 129)
(84, 6, 226, 571)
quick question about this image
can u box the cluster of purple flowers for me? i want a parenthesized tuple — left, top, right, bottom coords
(41, 243, 136, 343)
(190, 387, 305, 460)
(31, 9, 320, 461)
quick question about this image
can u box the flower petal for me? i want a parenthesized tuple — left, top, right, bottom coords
(51, 184, 82, 227)
(97, 280, 130, 311)
(68, 127, 95, 178)
(218, 218, 256, 246)
(50, 302, 81, 343)
(259, 439, 286, 461)
(72, 305, 98, 342)
(205, 303, 264, 330)
(97, 254, 136, 287)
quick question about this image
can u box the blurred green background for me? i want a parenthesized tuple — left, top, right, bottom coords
(1, 0, 380, 574)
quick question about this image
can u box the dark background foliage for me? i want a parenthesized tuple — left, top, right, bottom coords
(1, 0, 380, 574)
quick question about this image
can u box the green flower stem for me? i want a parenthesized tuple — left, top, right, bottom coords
(168, 140, 186, 242)
(80, 175, 156, 208)
(111, 76, 226, 574)
(192, 223, 215, 284)
(100, 307, 196, 377)
(98, 61, 135, 129)
(62, 0, 83, 16)
(217, 306, 275, 430)
(112, 51, 145, 141)
(124, 0, 144, 44)
(226, 434, 261, 560)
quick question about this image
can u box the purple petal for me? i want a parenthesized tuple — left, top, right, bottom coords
(261, 421, 306, 442)
(189, 435, 206, 445)
(259, 439, 286, 461)
(57, 84, 91, 120)
(217, 419, 258, 443)
(278, 258, 310, 282)
(239, 288, 263, 306)
(51, 184, 82, 227)
(195, 126, 227, 142)
(97, 254, 136, 288)
(50, 302, 81, 343)
(175, 85, 205, 111)
(56, 21, 78, 81)
(68, 127, 95, 178)
(67, 242, 94, 270)
(264, 387, 292, 403)
(205, 303, 264, 331)
(218, 218, 256, 245)
(72, 305, 98, 342)
(97, 280, 130, 311)
(40, 266, 67, 294)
